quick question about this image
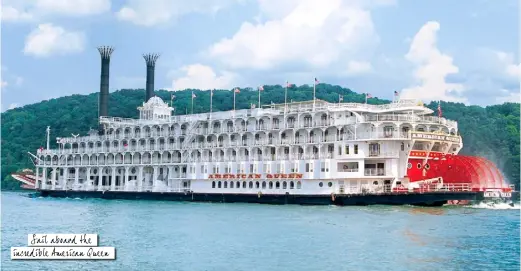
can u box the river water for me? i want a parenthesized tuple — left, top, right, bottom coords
(1, 191, 519, 271)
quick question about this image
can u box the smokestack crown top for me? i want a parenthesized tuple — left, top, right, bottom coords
(143, 53, 160, 66)
(98, 46, 114, 59)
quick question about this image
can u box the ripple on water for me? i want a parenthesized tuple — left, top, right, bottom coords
(1, 191, 519, 271)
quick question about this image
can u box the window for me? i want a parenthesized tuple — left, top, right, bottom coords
(269, 182, 273, 189)
(297, 181, 302, 189)
(230, 181, 234, 188)
(236, 181, 240, 188)
(250, 164, 254, 173)
(321, 162, 325, 172)
(401, 143, 405, 151)
(306, 163, 310, 172)
(224, 181, 228, 188)
(319, 182, 323, 187)
(276, 181, 280, 189)
(407, 163, 412, 169)
(262, 181, 267, 189)
(290, 181, 295, 189)
(328, 182, 333, 187)
(212, 181, 216, 188)
(338, 146, 342, 155)
(218, 181, 222, 188)
(354, 145, 358, 154)
(345, 145, 349, 155)
(282, 181, 287, 189)
(249, 181, 253, 188)
(200, 165, 204, 173)
(256, 181, 260, 189)
(417, 163, 422, 169)
(242, 181, 247, 188)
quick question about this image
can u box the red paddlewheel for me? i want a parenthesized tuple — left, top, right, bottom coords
(406, 154, 508, 191)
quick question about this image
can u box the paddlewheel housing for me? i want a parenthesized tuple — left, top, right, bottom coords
(406, 154, 512, 192)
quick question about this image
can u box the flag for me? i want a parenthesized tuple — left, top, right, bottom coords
(394, 91, 399, 96)
(234, 88, 240, 93)
(210, 89, 214, 96)
(366, 93, 372, 98)
(192, 92, 196, 98)
(258, 85, 264, 91)
(437, 101, 442, 118)
(315, 78, 319, 84)
(39, 146, 43, 152)
(171, 94, 176, 100)
(286, 81, 293, 88)
(339, 95, 343, 102)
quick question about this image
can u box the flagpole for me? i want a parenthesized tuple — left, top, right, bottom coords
(365, 94, 368, 104)
(191, 91, 194, 114)
(210, 89, 213, 118)
(233, 90, 236, 111)
(285, 82, 288, 115)
(313, 78, 316, 111)
(258, 87, 261, 108)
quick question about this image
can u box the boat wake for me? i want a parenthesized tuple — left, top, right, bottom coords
(466, 202, 520, 210)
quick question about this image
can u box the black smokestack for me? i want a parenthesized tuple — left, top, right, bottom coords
(143, 53, 160, 102)
(97, 46, 114, 133)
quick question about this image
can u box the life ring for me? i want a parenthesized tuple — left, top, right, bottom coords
(258, 191, 262, 198)
(331, 193, 335, 201)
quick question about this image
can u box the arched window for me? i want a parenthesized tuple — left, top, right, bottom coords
(224, 181, 228, 188)
(255, 181, 260, 189)
(269, 182, 273, 189)
(242, 181, 247, 188)
(282, 181, 287, 189)
(230, 181, 234, 188)
(262, 181, 267, 189)
(237, 181, 240, 188)
(297, 181, 302, 189)
(212, 181, 216, 188)
(276, 181, 280, 189)
(218, 181, 222, 188)
(290, 181, 294, 189)
(249, 181, 253, 189)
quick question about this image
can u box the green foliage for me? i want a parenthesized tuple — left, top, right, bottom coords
(2, 84, 519, 190)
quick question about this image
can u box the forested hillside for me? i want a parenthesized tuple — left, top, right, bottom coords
(2, 84, 519, 190)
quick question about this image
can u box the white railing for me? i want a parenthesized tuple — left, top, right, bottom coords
(364, 168, 386, 176)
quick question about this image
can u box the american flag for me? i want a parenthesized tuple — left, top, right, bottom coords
(315, 78, 319, 84)
(437, 101, 442, 117)
(234, 88, 240, 93)
(366, 93, 372, 98)
(192, 92, 196, 98)
(286, 81, 293, 88)
(258, 85, 264, 91)
(339, 95, 343, 102)
(394, 91, 399, 96)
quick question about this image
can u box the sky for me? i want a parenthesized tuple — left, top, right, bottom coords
(1, 0, 519, 112)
